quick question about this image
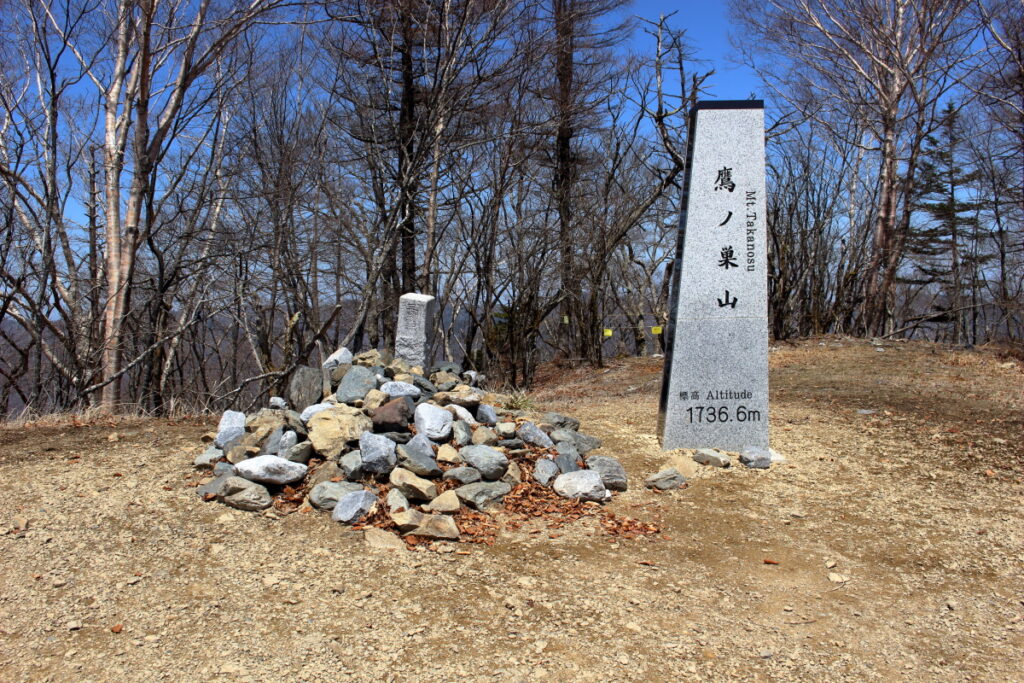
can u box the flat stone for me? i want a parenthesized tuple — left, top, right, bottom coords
(585, 455, 628, 491)
(693, 448, 731, 468)
(212, 462, 236, 477)
(352, 349, 384, 367)
(433, 389, 481, 409)
(542, 412, 580, 431)
(307, 461, 342, 488)
(443, 467, 482, 485)
(371, 397, 414, 432)
(235, 455, 308, 485)
(282, 440, 314, 464)
(454, 481, 511, 510)
(553, 470, 609, 502)
(471, 426, 499, 446)
(331, 490, 378, 524)
(740, 446, 772, 469)
(389, 467, 438, 501)
(364, 527, 405, 551)
(307, 407, 372, 459)
(451, 420, 472, 446)
(572, 432, 602, 454)
(336, 365, 378, 404)
(532, 458, 559, 486)
(476, 404, 498, 425)
(396, 434, 441, 477)
(410, 374, 437, 397)
(214, 411, 246, 449)
(299, 402, 334, 422)
(197, 473, 231, 499)
(308, 481, 364, 510)
(380, 381, 421, 400)
(410, 514, 460, 540)
(359, 432, 397, 476)
(436, 444, 462, 464)
(381, 431, 412, 444)
(459, 445, 509, 480)
(414, 403, 453, 442)
(516, 421, 553, 448)
(194, 445, 224, 468)
(340, 450, 363, 480)
(645, 468, 687, 490)
(391, 507, 425, 533)
(289, 366, 325, 413)
(218, 477, 273, 511)
(497, 438, 524, 449)
(425, 490, 460, 513)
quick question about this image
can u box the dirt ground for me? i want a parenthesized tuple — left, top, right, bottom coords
(0, 338, 1022, 682)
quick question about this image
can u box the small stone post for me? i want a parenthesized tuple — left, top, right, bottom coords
(395, 293, 435, 368)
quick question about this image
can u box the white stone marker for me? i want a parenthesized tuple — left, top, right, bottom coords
(659, 101, 769, 451)
(395, 292, 435, 368)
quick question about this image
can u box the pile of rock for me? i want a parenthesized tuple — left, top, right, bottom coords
(192, 348, 627, 542)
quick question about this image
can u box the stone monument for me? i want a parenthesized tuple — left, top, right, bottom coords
(395, 293, 435, 368)
(659, 101, 769, 451)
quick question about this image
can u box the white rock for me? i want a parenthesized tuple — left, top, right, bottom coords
(300, 402, 335, 422)
(235, 455, 307, 485)
(214, 410, 246, 449)
(379, 381, 421, 400)
(414, 402, 453, 441)
(552, 470, 609, 502)
(323, 346, 353, 369)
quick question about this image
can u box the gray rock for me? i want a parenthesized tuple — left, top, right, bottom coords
(549, 428, 577, 444)
(443, 466, 482, 485)
(452, 420, 473, 446)
(572, 432, 602, 454)
(447, 404, 478, 425)
(645, 468, 686, 490)
(214, 410, 246, 450)
(476, 404, 498, 426)
(516, 421, 553, 448)
(276, 430, 298, 456)
(197, 473, 231, 498)
(308, 481, 364, 510)
(391, 507, 425, 533)
(359, 432, 397, 476)
(432, 361, 462, 375)
(340, 450, 363, 480)
(381, 431, 412, 445)
(411, 374, 437, 396)
(379, 381, 421, 400)
(299, 402, 334, 423)
(585, 455, 628, 491)
(495, 422, 517, 439)
(471, 425, 499, 446)
(260, 427, 284, 456)
(386, 488, 410, 511)
(323, 346, 353, 370)
(459, 445, 509, 480)
(336, 365, 377, 404)
(553, 470, 609, 502)
(542, 412, 580, 431)
(532, 458, 559, 486)
(740, 446, 772, 469)
(331, 490, 378, 524)
(497, 438, 525, 449)
(414, 402, 453, 441)
(269, 396, 288, 410)
(218, 477, 273, 511)
(396, 434, 442, 477)
(194, 445, 224, 468)
(282, 440, 314, 464)
(461, 370, 480, 386)
(213, 461, 236, 477)
(235, 455, 308, 485)
(554, 441, 582, 473)
(454, 481, 512, 510)
(693, 448, 731, 468)
(288, 366, 324, 412)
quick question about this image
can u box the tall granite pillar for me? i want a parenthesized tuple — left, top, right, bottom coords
(395, 293, 435, 368)
(659, 101, 769, 451)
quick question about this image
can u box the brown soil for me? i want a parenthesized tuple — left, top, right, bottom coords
(0, 338, 1021, 681)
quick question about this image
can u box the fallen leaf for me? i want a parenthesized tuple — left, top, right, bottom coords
(763, 559, 779, 565)
(110, 624, 123, 633)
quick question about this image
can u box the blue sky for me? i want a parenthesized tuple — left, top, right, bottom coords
(621, 0, 763, 100)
